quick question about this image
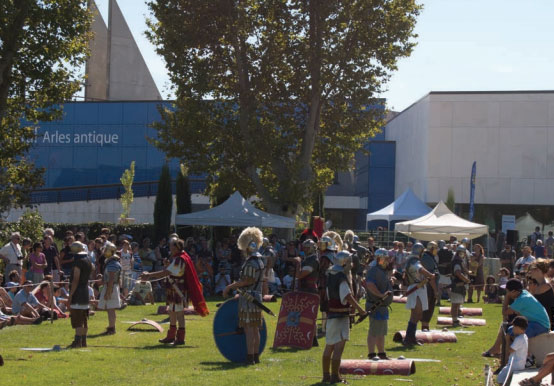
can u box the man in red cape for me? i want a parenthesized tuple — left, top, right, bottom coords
(141, 238, 208, 345)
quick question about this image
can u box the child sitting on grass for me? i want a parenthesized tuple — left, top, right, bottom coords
(484, 275, 500, 303)
(497, 316, 529, 385)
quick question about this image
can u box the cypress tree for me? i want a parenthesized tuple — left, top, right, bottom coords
(154, 164, 173, 243)
(176, 164, 192, 215)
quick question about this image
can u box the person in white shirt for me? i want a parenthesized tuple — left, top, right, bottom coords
(514, 246, 536, 276)
(0, 232, 24, 279)
(497, 316, 528, 384)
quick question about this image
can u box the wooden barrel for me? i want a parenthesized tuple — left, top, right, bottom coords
(392, 330, 457, 343)
(437, 317, 486, 326)
(439, 307, 482, 316)
(340, 359, 416, 376)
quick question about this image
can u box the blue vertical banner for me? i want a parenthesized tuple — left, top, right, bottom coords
(469, 161, 476, 221)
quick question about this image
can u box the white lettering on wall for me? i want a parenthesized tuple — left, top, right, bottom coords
(39, 130, 119, 146)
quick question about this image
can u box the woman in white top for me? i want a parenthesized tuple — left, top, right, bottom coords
(119, 240, 134, 296)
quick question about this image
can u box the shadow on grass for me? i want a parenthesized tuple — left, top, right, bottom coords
(87, 344, 199, 350)
(270, 346, 304, 353)
(200, 361, 246, 370)
(387, 345, 418, 352)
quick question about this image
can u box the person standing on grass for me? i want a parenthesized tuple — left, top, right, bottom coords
(401, 243, 437, 346)
(364, 248, 393, 360)
(97, 242, 122, 335)
(68, 241, 93, 348)
(450, 245, 471, 327)
(0, 232, 24, 280)
(28, 243, 47, 284)
(420, 241, 439, 331)
(321, 250, 367, 384)
(223, 227, 265, 365)
(141, 238, 208, 346)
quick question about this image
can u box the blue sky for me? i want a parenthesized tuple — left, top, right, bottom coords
(95, 0, 554, 111)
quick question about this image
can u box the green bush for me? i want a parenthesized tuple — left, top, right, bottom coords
(0, 209, 44, 244)
(43, 222, 156, 243)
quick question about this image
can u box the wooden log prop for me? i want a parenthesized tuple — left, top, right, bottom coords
(340, 359, 416, 376)
(528, 331, 554, 366)
(392, 330, 457, 343)
(439, 307, 482, 316)
(263, 294, 277, 302)
(393, 296, 407, 304)
(437, 317, 486, 326)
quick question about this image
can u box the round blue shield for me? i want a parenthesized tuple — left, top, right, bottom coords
(213, 297, 267, 363)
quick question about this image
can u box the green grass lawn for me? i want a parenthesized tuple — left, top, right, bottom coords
(0, 298, 503, 385)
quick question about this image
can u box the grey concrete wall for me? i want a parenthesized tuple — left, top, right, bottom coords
(85, 0, 108, 101)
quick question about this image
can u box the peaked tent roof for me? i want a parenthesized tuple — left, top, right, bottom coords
(366, 188, 432, 222)
(394, 201, 488, 241)
(175, 191, 296, 228)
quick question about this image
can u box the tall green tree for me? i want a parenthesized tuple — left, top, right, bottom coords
(0, 0, 92, 213)
(146, 0, 421, 217)
(175, 164, 192, 215)
(446, 188, 456, 212)
(153, 164, 173, 243)
(120, 161, 136, 221)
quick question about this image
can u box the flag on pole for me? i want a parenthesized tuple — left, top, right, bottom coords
(469, 161, 476, 221)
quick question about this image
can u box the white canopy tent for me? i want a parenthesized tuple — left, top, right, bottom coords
(366, 188, 432, 231)
(174, 191, 296, 228)
(394, 201, 488, 241)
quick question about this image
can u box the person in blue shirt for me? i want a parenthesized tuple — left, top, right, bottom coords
(483, 278, 550, 359)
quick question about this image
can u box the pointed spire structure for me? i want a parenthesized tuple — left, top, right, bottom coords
(85, 0, 162, 101)
(85, 0, 109, 101)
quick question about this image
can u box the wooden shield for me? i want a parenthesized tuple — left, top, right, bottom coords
(273, 291, 319, 349)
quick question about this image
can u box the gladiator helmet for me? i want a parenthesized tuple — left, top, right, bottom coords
(332, 250, 352, 267)
(322, 231, 343, 252)
(456, 245, 467, 256)
(427, 241, 438, 254)
(462, 237, 470, 245)
(374, 248, 389, 261)
(70, 241, 87, 255)
(412, 242, 424, 256)
(238, 227, 263, 254)
(318, 235, 336, 252)
(438, 240, 446, 249)
(343, 230, 355, 249)
(302, 239, 317, 256)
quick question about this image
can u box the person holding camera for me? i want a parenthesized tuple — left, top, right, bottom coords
(0, 232, 24, 280)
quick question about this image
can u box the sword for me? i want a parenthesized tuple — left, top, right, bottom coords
(399, 278, 429, 299)
(236, 289, 276, 316)
(168, 278, 187, 302)
(355, 293, 389, 325)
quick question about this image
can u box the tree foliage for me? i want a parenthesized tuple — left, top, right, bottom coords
(120, 161, 135, 220)
(153, 164, 173, 243)
(146, 0, 421, 216)
(0, 0, 92, 213)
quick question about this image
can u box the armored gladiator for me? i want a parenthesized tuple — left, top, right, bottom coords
(317, 232, 340, 335)
(223, 227, 265, 365)
(401, 242, 437, 346)
(141, 238, 208, 345)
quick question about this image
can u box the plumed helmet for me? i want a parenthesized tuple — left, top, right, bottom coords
(353, 235, 359, 244)
(262, 237, 269, 248)
(302, 239, 317, 255)
(456, 245, 467, 255)
(374, 248, 389, 260)
(103, 241, 117, 258)
(438, 240, 446, 249)
(412, 242, 424, 256)
(344, 230, 355, 246)
(318, 235, 336, 251)
(238, 227, 263, 253)
(462, 237, 470, 245)
(322, 231, 343, 252)
(70, 241, 87, 254)
(333, 250, 352, 267)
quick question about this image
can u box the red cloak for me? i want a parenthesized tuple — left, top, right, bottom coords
(181, 251, 209, 317)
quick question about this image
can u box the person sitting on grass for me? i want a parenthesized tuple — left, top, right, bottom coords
(482, 279, 550, 359)
(0, 307, 42, 328)
(484, 275, 500, 304)
(12, 280, 53, 320)
(496, 316, 528, 385)
(127, 274, 154, 305)
(35, 281, 66, 318)
(519, 352, 554, 386)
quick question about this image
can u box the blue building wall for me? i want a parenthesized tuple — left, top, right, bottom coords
(28, 101, 180, 188)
